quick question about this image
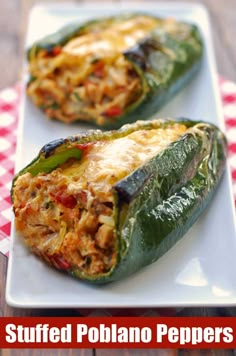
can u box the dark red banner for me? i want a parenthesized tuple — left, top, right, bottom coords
(0, 317, 236, 349)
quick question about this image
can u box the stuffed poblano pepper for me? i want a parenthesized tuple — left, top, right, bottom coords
(27, 14, 203, 128)
(12, 118, 227, 283)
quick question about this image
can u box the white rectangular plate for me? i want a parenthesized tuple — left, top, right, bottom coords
(6, 2, 236, 308)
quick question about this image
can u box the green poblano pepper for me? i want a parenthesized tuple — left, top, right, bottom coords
(12, 119, 227, 283)
(27, 14, 203, 128)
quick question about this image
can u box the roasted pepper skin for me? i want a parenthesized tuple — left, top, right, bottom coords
(27, 14, 203, 128)
(12, 119, 227, 283)
(118, 26, 203, 130)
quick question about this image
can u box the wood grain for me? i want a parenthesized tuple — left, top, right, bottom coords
(0, 0, 236, 90)
(0, 1, 235, 354)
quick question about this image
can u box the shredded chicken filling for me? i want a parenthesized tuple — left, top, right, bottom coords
(27, 15, 160, 125)
(27, 55, 142, 125)
(13, 124, 187, 275)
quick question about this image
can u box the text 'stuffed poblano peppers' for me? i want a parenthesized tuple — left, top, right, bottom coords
(12, 119, 227, 283)
(27, 14, 203, 128)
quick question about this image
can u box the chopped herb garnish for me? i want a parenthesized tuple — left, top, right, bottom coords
(90, 57, 100, 64)
(39, 102, 60, 110)
(48, 102, 60, 110)
(39, 104, 47, 110)
(28, 75, 37, 83)
(44, 201, 54, 209)
(74, 92, 82, 102)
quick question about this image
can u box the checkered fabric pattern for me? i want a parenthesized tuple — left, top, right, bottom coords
(0, 84, 20, 257)
(220, 78, 236, 198)
(0, 79, 236, 258)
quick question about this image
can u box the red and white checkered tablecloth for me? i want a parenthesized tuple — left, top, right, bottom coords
(0, 78, 236, 258)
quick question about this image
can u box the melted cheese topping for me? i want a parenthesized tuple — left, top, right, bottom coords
(63, 16, 158, 57)
(62, 124, 187, 197)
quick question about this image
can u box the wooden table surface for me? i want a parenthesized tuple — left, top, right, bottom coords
(0, 0, 236, 354)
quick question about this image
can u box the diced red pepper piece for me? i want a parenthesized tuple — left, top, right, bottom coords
(103, 106, 122, 117)
(52, 46, 62, 56)
(52, 191, 77, 209)
(75, 142, 95, 153)
(52, 255, 70, 270)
